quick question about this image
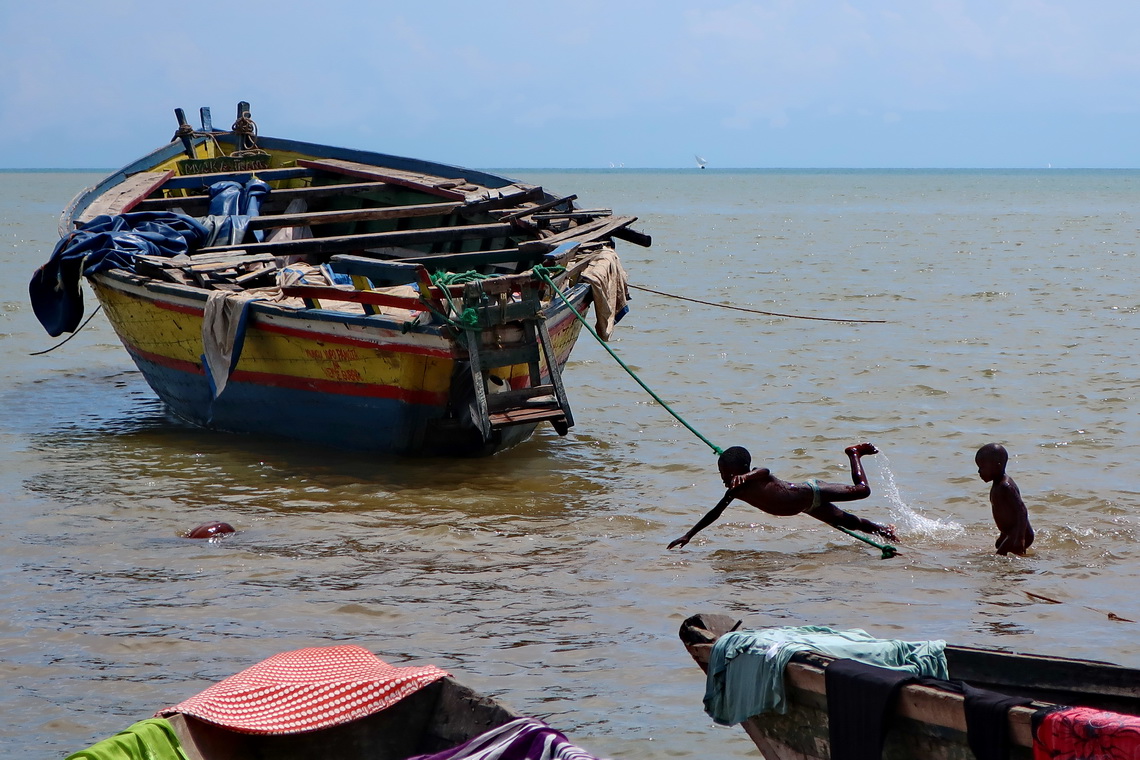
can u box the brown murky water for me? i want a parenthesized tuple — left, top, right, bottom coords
(3, 169, 1138, 758)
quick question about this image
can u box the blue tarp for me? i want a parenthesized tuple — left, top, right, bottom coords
(29, 177, 271, 337)
(30, 212, 210, 337)
(201, 178, 269, 246)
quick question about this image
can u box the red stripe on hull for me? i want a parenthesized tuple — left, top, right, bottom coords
(125, 345, 449, 406)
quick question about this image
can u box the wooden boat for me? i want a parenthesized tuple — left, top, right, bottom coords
(163, 676, 519, 760)
(32, 102, 649, 456)
(679, 613, 1140, 760)
(65, 645, 600, 760)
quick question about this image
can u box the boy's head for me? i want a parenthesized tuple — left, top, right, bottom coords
(975, 443, 1008, 483)
(718, 446, 752, 486)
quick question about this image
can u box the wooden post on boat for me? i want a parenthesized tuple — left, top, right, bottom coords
(172, 108, 196, 159)
(199, 106, 214, 132)
(235, 101, 255, 151)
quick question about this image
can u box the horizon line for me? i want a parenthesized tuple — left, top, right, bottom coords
(2, 165, 1137, 173)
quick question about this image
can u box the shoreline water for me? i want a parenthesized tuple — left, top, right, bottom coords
(3, 168, 1138, 758)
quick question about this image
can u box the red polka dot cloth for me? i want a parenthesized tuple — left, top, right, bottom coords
(156, 645, 449, 735)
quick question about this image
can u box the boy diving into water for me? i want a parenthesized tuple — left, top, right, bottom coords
(668, 443, 896, 550)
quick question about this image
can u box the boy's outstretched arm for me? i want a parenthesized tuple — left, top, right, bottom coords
(668, 491, 734, 549)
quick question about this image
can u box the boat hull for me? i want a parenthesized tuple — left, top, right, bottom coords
(37, 105, 648, 457)
(91, 269, 590, 456)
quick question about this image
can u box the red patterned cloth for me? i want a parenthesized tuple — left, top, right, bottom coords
(156, 645, 448, 735)
(1034, 706, 1140, 760)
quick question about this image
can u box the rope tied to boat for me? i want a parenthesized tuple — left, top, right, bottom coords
(532, 264, 904, 559)
(532, 264, 724, 457)
(230, 113, 262, 154)
(417, 270, 490, 332)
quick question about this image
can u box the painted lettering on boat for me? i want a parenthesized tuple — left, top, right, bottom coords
(304, 347, 362, 362)
(322, 365, 364, 382)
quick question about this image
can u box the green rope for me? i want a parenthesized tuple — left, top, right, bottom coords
(533, 265, 723, 457)
(533, 264, 899, 560)
(835, 526, 899, 559)
(423, 270, 485, 331)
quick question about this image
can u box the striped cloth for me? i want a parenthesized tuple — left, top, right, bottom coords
(409, 717, 604, 760)
(156, 645, 447, 734)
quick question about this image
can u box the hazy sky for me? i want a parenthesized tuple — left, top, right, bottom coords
(2, 1, 1138, 169)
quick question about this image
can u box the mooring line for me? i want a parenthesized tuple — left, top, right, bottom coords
(29, 306, 103, 356)
(627, 283, 887, 323)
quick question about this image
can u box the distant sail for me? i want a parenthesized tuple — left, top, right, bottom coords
(695, 154, 707, 169)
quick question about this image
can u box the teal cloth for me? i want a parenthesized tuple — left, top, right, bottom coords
(65, 718, 188, 760)
(704, 626, 948, 725)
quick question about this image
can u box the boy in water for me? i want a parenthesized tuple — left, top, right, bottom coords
(668, 443, 896, 550)
(976, 443, 1034, 555)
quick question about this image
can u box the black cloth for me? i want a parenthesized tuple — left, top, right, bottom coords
(962, 682, 1033, 760)
(825, 658, 920, 760)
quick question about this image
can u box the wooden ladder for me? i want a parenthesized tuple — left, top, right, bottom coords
(462, 280, 574, 441)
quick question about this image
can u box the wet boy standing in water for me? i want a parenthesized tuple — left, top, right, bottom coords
(668, 442, 896, 550)
(976, 443, 1034, 555)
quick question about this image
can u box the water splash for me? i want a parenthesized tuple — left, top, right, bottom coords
(874, 452, 965, 540)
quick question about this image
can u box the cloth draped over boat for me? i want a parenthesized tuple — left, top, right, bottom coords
(408, 717, 604, 760)
(199, 263, 366, 400)
(824, 658, 923, 760)
(29, 212, 209, 337)
(577, 249, 630, 342)
(961, 682, 1033, 760)
(200, 177, 269, 246)
(155, 645, 448, 735)
(703, 626, 948, 726)
(1033, 705, 1140, 760)
(64, 718, 188, 760)
(201, 291, 262, 400)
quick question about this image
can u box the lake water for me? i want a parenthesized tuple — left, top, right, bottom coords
(2, 167, 1138, 758)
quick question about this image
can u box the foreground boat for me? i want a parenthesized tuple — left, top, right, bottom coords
(680, 613, 1140, 760)
(31, 102, 649, 456)
(66, 645, 602, 760)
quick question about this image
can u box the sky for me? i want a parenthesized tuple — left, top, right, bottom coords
(2, 0, 1139, 169)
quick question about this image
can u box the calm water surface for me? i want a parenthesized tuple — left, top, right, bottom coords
(1, 169, 1138, 758)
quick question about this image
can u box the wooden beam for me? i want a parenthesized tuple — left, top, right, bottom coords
(613, 225, 653, 248)
(461, 185, 546, 216)
(135, 179, 395, 212)
(280, 285, 424, 311)
(517, 215, 638, 253)
(196, 221, 518, 258)
(78, 170, 175, 222)
(246, 200, 463, 230)
(160, 166, 313, 190)
(499, 195, 577, 221)
(297, 158, 471, 200)
(394, 248, 546, 271)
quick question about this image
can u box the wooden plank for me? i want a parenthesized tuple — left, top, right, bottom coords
(79, 170, 175, 221)
(160, 166, 313, 190)
(279, 285, 424, 311)
(135, 179, 395, 212)
(394, 248, 545, 271)
(613, 225, 652, 247)
(327, 256, 430, 286)
(517, 215, 637, 253)
(297, 158, 471, 200)
(246, 200, 462, 230)
(195, 221, 518, 258)
(533, 209, 612, 220)
(500, 194, 577, 221)
(462, 185, 546, 216)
